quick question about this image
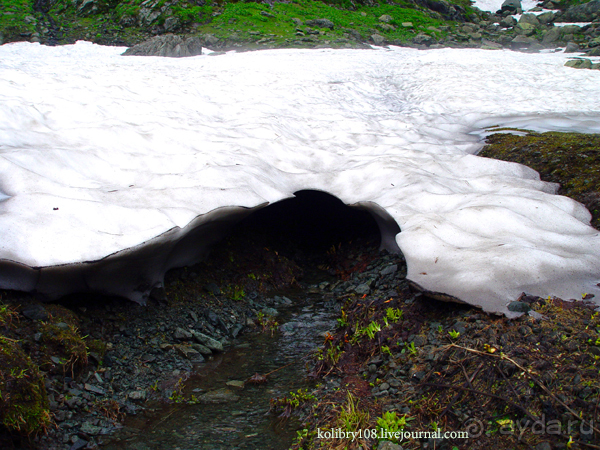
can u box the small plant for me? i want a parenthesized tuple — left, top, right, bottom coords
(386, 307, 404, 323)
(351, 320, 381, 343)
(337, 309, 349, 328)
(405, 341, 418, 357)
(326, 344, 343, 365)
(337, 391, 370, 433)
(376, 411, 408, 443)
(256, 312, 279, 336)
(381, 345, 392, 357)
(448, 329, 460, 339)
(168, 378, 185, 403)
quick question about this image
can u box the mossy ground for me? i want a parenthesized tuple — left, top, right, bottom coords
(480, 131, 600, 229)
(2, 0, 465, 46)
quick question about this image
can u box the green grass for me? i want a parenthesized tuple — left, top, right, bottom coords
(0, 0, 36, 41)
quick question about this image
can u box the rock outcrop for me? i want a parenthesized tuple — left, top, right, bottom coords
(122, 34, 202, 58)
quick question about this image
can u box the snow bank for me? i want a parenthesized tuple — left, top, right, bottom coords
(1, 42, 599, 315)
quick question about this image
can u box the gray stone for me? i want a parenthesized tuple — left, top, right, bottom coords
(292, 18, 303, 27)
(379, 441, 404, 450)
(535, 442, 552, 450)
(163, 16, 180, 33)
(511, 35, 539, 48)
(516, 22, 537, 36)
(564, 41, 580, 52)
(542, 27, 562, 44)
(354, 283, 371, 295)
(561, 0, 600, 23)
(77, 0, 97, 17)
(80, 421, 102, 435)
(500, 16, 517, 28)
(128, 389, 147, 400)
(197, 388, 240, 403)
(565, 58, 593, 69)
(507, 301, 531, 313)
(380, 264, 398, 276)
(174, 327, 193, 340)
(191, 330, 224, 352)
(413, 33, 435, 45)
(519, 13, 540, 26)
(305, 19, 334, 30)
(499, 0, 522, 14)
(173, 344, 204, 361)
(379, 14, 393, 23)
(122, 35, 203, 58)
(22, 303, 48, 321)
(537, 11, 556, 24)
(191, 343, 213, 355)
(371, 34, 385, 45)
(560, 25, 583, 36)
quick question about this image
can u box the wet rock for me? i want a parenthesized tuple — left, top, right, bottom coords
(197, 388, 240, 403)
(191, 330, 224, 352)
(226, 380, 245, 389)
(70, 438, 88, 450)
(191, 343, 212, 356)
(173, 344, 204, 361)
(84, 383, 105, 395)
(380, 264, 398, 277)
(262, 307, 279, 317)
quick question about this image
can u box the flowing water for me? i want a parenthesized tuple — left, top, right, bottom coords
(102, 281, 339, 450)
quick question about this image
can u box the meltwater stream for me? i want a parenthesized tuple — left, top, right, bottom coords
(102, 283, 338, 450)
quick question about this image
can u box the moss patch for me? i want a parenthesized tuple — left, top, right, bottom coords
(479, 131, 600, 229)
(0, 336, 51, 436)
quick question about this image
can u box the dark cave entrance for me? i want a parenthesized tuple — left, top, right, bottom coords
(228, 190, 401, 261)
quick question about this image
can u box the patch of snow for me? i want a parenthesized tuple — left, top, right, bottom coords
(1, 42, 600, 315)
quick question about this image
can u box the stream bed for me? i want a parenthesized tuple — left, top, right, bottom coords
(102, 284, 339, 450)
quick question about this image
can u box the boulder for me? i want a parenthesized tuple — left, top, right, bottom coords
(498, 0, 522, 14)
(122, 35, 203, 58)
(537, 11, 556, 24)
(542, 27, 562, 44)
(564, 58, 593, 69)
(564, 41, 580, 52)
(511, 35, 540, 48)
(379, 14, 393, 23)
(371, 34, 385, 45)
(518, 13, 540, 27)
(560, 0, 600, 23)
(305, 19, 334, 30)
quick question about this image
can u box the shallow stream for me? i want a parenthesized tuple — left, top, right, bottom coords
(102, 281, 338, 450)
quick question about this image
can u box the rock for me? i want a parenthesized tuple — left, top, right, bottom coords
(379, 441, 404, 450)
(380, 264, 398, 276)
(197, 388, 240, 403)
(226, 380, 245, 388)
(560, 25, 583, 36)
(507, 301, 531, 313)
(588, 37, 600, 48)
(535, 442, 552, 450)
(204, 283, 221, 295)
(70, 438, 88, 450)
(22, 303, 48, 321)
(354, 283, 371, 295)
(80, 421, 102, 435)
(174, 344, 204, 361)
(261, 307, 279, 317)
(537, 11, 556, 24)
(518, 13, 540, 27)
(564, 41, 580, 53)
(163, 16, 180, 33)
(122, 35, 203, 58)
(511, 35, 540, 48)
(77, 0, 97, 17)
(174, 327, 193, 340)
(561, 0, 600, 23)
(190, 330, 224, 352)
(499, 0, 522, 14)
(128, 389, 147, 400)
(401, 22, 413, 28)
(292, 18, 303, 27)
(371, 34, 385, 46)
(500, 16, 517, 28)
(516, 23, 537, 36)
(542, 27, 562, 44)
(305, 19, 334, 30)
(84, 383, 105, 395)
(565, 58, 593, 69)
(379, 14, 393, 23)
(191, 343, 212, 356)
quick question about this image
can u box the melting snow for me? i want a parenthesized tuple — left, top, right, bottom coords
(1, 41, 599, 315)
